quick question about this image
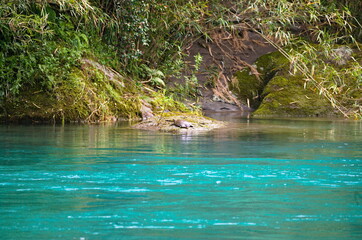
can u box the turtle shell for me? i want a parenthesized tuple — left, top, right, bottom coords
(174, 119, 193, 128)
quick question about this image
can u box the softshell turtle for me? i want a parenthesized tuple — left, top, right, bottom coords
(173, 119, 193, 128)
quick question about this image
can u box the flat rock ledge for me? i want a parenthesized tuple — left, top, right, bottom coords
(132, 113, 226, 133)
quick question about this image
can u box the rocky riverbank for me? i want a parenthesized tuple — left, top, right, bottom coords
(132, 112, 226, 133)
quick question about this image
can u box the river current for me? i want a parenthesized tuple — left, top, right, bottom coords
(0, 118, 361, 239)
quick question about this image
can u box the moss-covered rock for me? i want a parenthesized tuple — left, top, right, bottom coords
(1, 90, 58, 122)
(255, 76, 335, 116)
(0, 57, 201, 123)
(231, 70, 261, 109)
(255, 51, 290, 75)
(232, 47, 357, 117)
(231, 51, 289, 109)
(1, 59, 142, 123)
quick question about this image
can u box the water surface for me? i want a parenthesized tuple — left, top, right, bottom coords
(0, 118, 361, 239)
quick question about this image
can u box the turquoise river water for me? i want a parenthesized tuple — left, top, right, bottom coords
(0, 118, 361, 239)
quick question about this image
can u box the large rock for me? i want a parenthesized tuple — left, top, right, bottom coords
(231, 51, 289, 110)
(232, 51, 340, 117)
(254, 76, 334, 116)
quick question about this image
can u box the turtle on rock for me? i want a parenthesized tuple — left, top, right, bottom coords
(173, 119, 193, 128)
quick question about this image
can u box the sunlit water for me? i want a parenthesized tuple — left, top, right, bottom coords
(0, 118, 361, 240)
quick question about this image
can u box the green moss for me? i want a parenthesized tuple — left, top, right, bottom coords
(255, 51, 289, 75)
(55, 63, 142, 122)
(231, 70, 261, 108)
(1, 60, 144, 122)
(231, 49, 358, 117)
(148, 91, 196, 114)
(255, 76, 335, 116)
(231, 51, 289, 109)
(1, 90, 58, 122)
(0, 55, 199, 123)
